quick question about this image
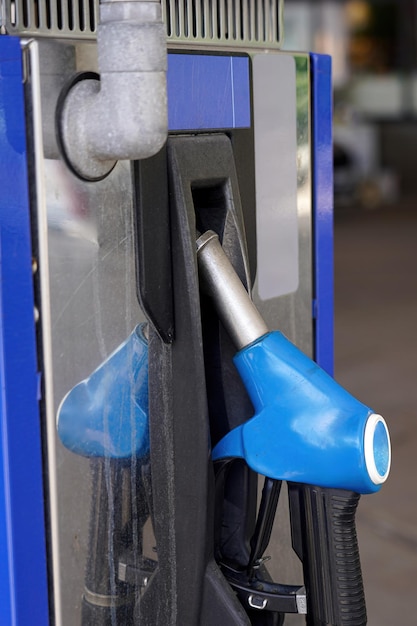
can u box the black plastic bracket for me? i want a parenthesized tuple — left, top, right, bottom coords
(132, 129, 300, 625)
(133, 150, 174, 343)
(133, 132, 257, 625)
(221, 562, 306, 615)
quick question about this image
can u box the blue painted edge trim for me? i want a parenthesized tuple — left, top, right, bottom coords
(167, 54, 250, 130)
(310, 53, 334, 375)
(0, 36, 50, 625)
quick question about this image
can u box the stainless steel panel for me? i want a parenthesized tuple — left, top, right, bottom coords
(27, 39, 146, 625)
(252, 53, 299, 301)
(253, 53, 313, 356)
(46, 158, 146, 626)
(28, 38, 312, 625)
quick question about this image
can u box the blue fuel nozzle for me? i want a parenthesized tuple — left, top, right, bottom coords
(57, 324, 149, 459)
(211, 331, 390, 494)
(197, 231, 391, 494)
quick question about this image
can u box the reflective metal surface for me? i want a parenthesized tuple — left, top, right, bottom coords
(45, 157, 147, 625)
(28, 39, 147, 625)
(253, 53, 313, 358)
(27, 39, 313, 625)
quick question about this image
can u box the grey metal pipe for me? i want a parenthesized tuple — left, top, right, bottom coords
(196, 231, 268, 351)
(58, 0, 167, 180)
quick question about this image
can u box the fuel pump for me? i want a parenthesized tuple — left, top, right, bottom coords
(0, 1, 391, 625)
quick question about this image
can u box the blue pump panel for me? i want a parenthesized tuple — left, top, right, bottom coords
(0, 36, 49, 626)
(310, 54, 334, 375)
(167, 54, 251, 130)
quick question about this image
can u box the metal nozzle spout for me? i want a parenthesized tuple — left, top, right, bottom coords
(196, 231, 268, 351)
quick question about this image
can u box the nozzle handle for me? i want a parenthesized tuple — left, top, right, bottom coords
(289, 484, 366, 626)
(196, 231, 268, 350)
(198, 231, 369, 624)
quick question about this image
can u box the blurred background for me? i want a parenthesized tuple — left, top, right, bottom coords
(284, 2, 417, 624)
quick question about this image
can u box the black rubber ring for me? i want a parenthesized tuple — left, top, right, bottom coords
(55, 71, 117, 183)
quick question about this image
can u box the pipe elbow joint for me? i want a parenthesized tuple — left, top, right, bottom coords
(92, 69, 168, 162)
(56, 0, 168, 181)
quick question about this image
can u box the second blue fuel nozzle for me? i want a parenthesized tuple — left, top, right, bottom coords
(57, 323, 149, 459)
(196, 230, 391, 494)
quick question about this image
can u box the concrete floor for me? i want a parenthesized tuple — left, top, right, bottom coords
(334, 202, 417, 626)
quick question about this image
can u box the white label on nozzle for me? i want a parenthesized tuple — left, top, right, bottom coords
(364, 413, 391, 484)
